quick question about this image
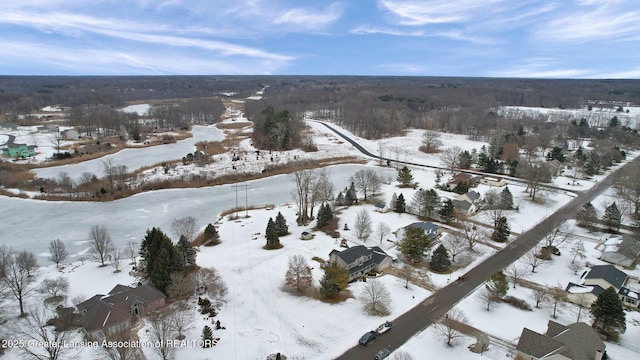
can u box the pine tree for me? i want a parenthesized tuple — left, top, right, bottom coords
(452, 181, 470, 194)
(499, 186, 513, 209)
(576, 202, 597, 232)
(603, 202, 621, 232)
(430, 244, 451, 272)
(335, 191, 345, 206)
(177, 235, 197, 269)
(345, 182, 358, 205)
(395, 193, 406, 213)
(201, 325, 213, 347)
(140, 227, 184, 293)
(389, 193, 398, 210)
(203, 223, 220, 246)
(265, 218, 281, 249)
(438, 199, 455, 224)
(486, 271, 508, 298)
(319, 262, 349, 298)
(275, 212, 289, 236)
(397, 166, 414, 186)
(491, 216, 510, 243)
(397, 226, 431, 263)
(591, 287, 626, 340)
(316, 203, 333, 229)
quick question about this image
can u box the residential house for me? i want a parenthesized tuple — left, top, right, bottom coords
(452, 191, 482, 216)
(600, 234, 640, 268)
(516, 321, 606, 360)
(77, 284, 166, 340)
(374, 203, 389, 213)
(37, 124, 59, 133)
(566, 264, 639, 309)
(61, 128, 79, 140)
(395, 222, 440, 242)
(480, 176, 507, 187)
(328, 245, 392, 282)
(2, 143, 37, 158)
(446, 172, 481, 190)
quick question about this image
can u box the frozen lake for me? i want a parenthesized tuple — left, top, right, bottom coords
(0, 164, 395, 259)
(32, 125, 225, 182)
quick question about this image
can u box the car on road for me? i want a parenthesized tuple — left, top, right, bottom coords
(358, 331, 378, 346)
(374, 348, 390, 359)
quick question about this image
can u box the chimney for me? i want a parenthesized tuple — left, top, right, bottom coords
(595, 348, 604, 360)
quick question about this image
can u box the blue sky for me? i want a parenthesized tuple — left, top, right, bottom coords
(1, 0, 639, 77)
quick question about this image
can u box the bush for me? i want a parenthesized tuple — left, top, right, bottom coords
(502, 296, 532, 311)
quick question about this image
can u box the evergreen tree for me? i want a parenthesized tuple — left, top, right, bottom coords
(452, 181, 470, 194)
(438, 199, 455, 224)
(345, 182, 358, 205)
(389, 193, 397, 210)
(265, 218, 281, 249)
(591, 287, 626, 340)
(546, 146, 565, 162)
(486, 271, 509, 298)
(316, 203, 333, 229)
(397, 166, 414, 186)
(576, 202, 598, 232)
(203, 223, 220, 246)
(397, 226, 431, 263)
(177, 235, 197, 269)
(335, 191, 345, 206)
(319, 262, 349, 298)
(458, 150, 473, 169)
(140, 228, 184, 293)
(603, 202, 621, 231)
(275, 212, 289, 236)
(499, 187, 513, 209)
(491, 216, 510, 243)
(430, 244, 451, 272)
(395, 193, 406, 213)
(201, 325, 214, 347)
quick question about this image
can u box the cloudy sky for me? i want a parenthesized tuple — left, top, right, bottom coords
(1, 0, 639, 77)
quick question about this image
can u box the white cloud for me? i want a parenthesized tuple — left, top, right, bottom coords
(378, 0, 506, 25)
(273, 3, 344, 30)
(350, 25, 425, 36)
(375, 63, 427, 74)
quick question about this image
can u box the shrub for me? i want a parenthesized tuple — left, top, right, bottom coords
(502, 296, 532, 311)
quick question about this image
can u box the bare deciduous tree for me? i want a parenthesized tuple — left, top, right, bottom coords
(3, 251, 36, 316)
(548, 285, 567, 319)
(398, 263, 415, 289)
(89, 224, 115, 267)
(166, 272, 195, 301)
(292, 167, 316, 225)
(171, 216, 198, 242)
(506, 263, 529, 289)
(391, 351, 414, 360)
(570, 240, 586, 264)
(110, 248, 123, 273)
(442, 234, 465, 263)
(359, 279, 391, 315)
(194, 267, 228, 299)
(463, 225, 482, 250)
(126, 241, 138, 266)
(170, 302, 194, 340)
(17, 250, 38, 277)
(532, 286, 549, 309)
(573, 293, 592, 322)
(542, 224, 570, 249)
(39, 276, 69, 300)
(568, 260, 582, 275)
(354, 209, 372, 242)
(479, 287, 498, 311)
(101, 332, 137, 360)
(523, 247, 546, 273)
(439, 146, 462, 174)
(48, 239, 68, 269)
(13, 307, 78, 360)
(375, 222, 391, 244)
(315, 167, 334, 203)
(421, 130, 442, 153)
(147, 309, 176, 360)
(350, 169, 381, 201)
(284, 255, 313, 293)
(435, 308, 468, 346)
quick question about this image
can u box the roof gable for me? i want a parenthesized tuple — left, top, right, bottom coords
(517, 328, 564, 358)
(585, 265, 628, 289)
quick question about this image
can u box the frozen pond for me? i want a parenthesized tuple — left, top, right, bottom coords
(0, 164, 395, 258)
(32, 125, 224, 182)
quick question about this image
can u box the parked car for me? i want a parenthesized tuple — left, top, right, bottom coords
(374, 348, 390, 359)
(375, 321, 392, 334)
(359, 331, 378, 346)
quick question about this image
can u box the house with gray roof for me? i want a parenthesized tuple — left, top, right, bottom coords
(395, 222, 440, 242)
(77, 284, 166, 340)
(329, 245, 392, 282)
(566, 264, 635, 308)
(452, 191, 481, 216)
(600, 234, 640, 268)
(516, 321, 606, 360)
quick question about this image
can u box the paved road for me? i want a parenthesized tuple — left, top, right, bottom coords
(330, 122, 640, 359)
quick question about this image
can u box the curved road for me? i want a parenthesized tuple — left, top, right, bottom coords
(322, 120, 640, 359)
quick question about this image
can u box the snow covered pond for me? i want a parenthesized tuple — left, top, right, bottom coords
(0, 164, 395, 257)
(32, 125, 225, 181)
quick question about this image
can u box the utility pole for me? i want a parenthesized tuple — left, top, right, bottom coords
(231, 183, 253, 218)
